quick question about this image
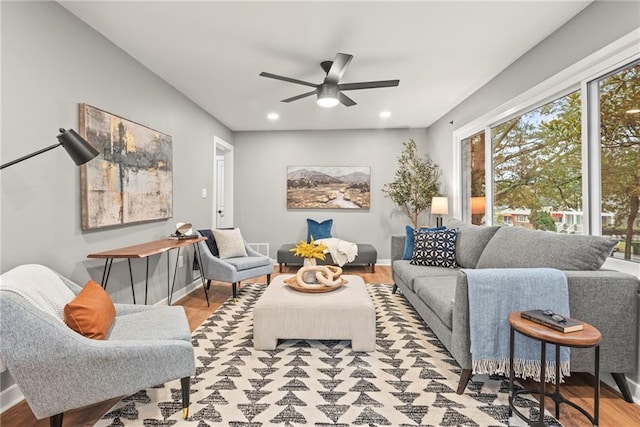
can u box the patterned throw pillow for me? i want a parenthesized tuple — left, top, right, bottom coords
(410, 228, 458, 268)
(402, 225, 446, 260)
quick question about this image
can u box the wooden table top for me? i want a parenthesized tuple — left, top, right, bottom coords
(508, 311, 602, 347)
(87, 237, 207, 259)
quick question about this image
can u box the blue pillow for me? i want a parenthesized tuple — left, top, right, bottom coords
(307, 218, 333, 242)
(402, 225, 446, 260)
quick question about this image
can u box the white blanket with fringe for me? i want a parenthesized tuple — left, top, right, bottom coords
(464, 267, 570, 383)
(315, 238, 358, 267)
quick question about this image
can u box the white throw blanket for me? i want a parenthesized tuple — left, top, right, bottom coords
(315, 238, 358, 267)
(465, 267, 571, 383)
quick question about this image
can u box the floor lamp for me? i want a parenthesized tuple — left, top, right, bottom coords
(431, 197, 448, 228)
(1, 128, 99, 170)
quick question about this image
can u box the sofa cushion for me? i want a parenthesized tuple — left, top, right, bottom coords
(476, 226, 616, 270)
(402, 225, 446, 260)
(393, 260, 459, 292)
(413, 275, 457, 329)
(444, 218, 500, 268)
(411, 228, 458, 268)
(225, 255, 272, 271)
(109, 306, 191, 341)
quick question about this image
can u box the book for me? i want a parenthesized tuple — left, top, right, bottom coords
(168, 233, 199, 240)
(521, 309, 584, 333)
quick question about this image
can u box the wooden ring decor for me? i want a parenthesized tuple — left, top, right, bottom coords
(284, 265, 347, 293)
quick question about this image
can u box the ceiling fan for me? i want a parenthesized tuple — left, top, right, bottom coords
(259, 53, 399, 108)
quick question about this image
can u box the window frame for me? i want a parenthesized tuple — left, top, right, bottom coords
(452, 28, 640, 270)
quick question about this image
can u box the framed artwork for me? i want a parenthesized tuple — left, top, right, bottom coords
(79, 104, 173, 230)
(287, 166, 371, 209)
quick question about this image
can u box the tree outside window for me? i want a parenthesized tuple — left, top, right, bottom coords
(600, 61, 640, 261)
(491, 91, 582, 233)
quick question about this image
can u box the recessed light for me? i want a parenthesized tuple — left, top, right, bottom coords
(267, 112, 279, 120)
(626, 109, 640, 114)
(379, 111, 391, 118)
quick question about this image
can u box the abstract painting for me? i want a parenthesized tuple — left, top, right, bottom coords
(79, 104, 173, 230)
(287, 166, 370, 209)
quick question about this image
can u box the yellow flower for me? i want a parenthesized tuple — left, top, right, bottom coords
(290, 237, 328, 261)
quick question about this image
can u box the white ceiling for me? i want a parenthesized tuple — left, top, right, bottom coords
(59, 1, 591, 132)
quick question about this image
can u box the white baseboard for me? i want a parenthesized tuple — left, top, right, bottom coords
(0, 383, 24, 413)
(153, 276, 204, 306)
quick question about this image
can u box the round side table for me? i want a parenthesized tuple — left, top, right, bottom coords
(508, 311, 602, 426)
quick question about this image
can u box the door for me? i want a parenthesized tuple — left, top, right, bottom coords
(213, 136, 234, 228)
(215, 157, 225, 228)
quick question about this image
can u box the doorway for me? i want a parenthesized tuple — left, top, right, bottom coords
(213, 136, 233, 228)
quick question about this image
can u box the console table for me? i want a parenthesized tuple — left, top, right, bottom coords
(87, 237, 209, 306)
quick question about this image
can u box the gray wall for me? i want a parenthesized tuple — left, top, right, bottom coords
(233, 128, 430, 260)
(424, 0, 640, 401)
(1, 1, 230, 306)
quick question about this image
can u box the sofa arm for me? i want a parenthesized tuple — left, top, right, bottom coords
(195, 239, 237, 279)
(391, 235, 405, 263)
(450, 269, 639, 374)
(451, 271, 472, 370)
(564, 270, 638, 374)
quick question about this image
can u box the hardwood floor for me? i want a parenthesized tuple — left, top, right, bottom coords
(2, 265, 638, 426)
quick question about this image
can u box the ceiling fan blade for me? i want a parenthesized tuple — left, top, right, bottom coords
(281, 90, 316, 103)
(339, 79, 400, 91)
(339, 92, 357, 107)
(325, 53, 353, 85)
(259, 72, 318, 88)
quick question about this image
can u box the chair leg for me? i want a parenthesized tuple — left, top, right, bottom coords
(457, 368, 473, 394)
(266, 273, 271, 285)
(50, 413, 63, 427)
(232, 282, 238, 302)
(612, 372, 634, 402)
(181, 376, 191, 419)
(392, 284, 398, 294)
(206, 279, 212, 291)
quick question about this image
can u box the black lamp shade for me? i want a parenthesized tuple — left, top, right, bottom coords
(57, 128, 99, 166)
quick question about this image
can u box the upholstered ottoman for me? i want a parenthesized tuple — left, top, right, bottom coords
(277, 243, 377, 272)
(253, 274, 376, 351)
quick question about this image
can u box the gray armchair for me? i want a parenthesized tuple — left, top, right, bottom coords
(0, 264, 195, 427)
(196, 230, 273, 300)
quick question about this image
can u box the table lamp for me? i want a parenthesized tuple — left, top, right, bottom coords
(431, 197, 448, 227)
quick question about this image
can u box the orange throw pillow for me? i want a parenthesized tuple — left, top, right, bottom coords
(64, 280, 116, 340)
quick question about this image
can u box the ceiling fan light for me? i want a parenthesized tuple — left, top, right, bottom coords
(317, 84, 339, 108)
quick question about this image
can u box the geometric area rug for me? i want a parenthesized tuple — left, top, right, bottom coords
(97, 283, 561, 426)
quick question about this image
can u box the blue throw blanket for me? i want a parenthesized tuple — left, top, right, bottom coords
(464, 268, 570, 383)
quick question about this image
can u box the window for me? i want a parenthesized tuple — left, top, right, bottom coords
(599, 61, 640, 261)
(454, 33, 639, 264)
(461, 132, 485, 224)
(491, 91, 582, 233)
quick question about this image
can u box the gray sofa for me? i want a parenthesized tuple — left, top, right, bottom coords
(391, 218, 639, 401)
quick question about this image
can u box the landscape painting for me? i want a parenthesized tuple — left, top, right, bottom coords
(79, 104, 173, 230)
(287, 166, 371, 209)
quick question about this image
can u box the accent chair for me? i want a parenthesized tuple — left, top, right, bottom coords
(195, 230, 273, 300)
(0, 264, 195, 427)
